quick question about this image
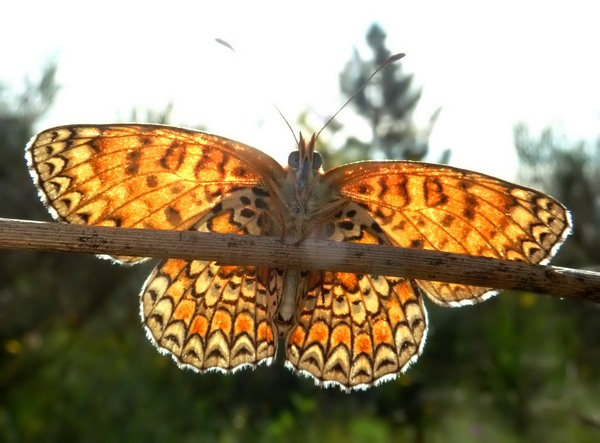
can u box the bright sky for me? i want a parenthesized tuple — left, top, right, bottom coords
(2, 1, 599, 180)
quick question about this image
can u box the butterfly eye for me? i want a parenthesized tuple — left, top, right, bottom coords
(312, 152, 323, 171)
(288, 151, 300, 170)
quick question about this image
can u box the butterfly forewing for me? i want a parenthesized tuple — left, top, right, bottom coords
(323, 161, 571, 305)
(26, 124, 284, 262)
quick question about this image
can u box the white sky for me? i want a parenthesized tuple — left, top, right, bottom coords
(2, 0, 599, 180)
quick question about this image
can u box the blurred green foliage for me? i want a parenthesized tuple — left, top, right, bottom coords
(1, 25, 599, 442)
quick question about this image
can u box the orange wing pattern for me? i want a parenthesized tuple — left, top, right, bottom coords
(26, 124, 284, 262)
(286, 204, 427, 389)
(140, 188, 279, 372)
(26, 124, 571, 392)
(323, 161, 571, 305)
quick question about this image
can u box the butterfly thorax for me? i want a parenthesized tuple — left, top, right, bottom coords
(279, 133, 329, 237)
(272, 133, 348, 331)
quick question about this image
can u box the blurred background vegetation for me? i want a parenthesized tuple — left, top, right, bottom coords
(1, 24, 599, 442)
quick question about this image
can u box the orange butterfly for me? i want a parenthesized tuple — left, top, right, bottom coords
(26, 124, 570, 391)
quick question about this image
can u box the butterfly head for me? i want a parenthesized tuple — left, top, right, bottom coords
(287, 132, 323, 190)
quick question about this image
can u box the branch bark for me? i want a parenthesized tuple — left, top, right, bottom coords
(1, 217, 598, 304)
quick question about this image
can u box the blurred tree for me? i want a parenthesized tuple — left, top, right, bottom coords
(474, 123, 600, 436)
(411, 124, 600, 439)
(312, 23, 442, 167)
(129, 101, 174, 125)
(0, 65, 155, 440)
(515, 123, 600, 267)
(0, 63, 58, 220)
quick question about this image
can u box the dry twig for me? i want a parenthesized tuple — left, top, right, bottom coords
(0, 217, 598, 303)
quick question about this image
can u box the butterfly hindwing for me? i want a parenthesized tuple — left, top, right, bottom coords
(286, 272, 426, 390)
(142, 259, 276, 371)
(285, 203, 428, 390)
(141, 188, 279, 371)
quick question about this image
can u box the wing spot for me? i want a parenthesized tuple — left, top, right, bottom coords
(126, 149, 142, 175)
(465, 194, 479, 209)
(146, 289, 159, 304)
(165, 206, 182, 226)
(109, 217, 123, 227)
(232, 166, 248, 177)
(377, 176, 389, 199)
(357, 184, 372, 195)
(252, 187, 270, 197)
(148, 313, 165, 329)
(240, 208, 256, 218)
(256, 214, 265, 229)
(146, 174, 158, 188)
(371, 222, 383, 233)
(254, 198, 269, 210)
(424, 177, 448, 207)
(338, 220, 355, 230)
(441, 214, 455, 227)
(160, 141, 186, 170)
(77, 212, 91, 224)
(462, 206, 476, 220)
(410, 239, 424, 248)
(194, 152, 211, 172)
(183, 348, 200, 360)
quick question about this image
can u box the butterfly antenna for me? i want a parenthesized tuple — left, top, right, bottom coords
(214, 38, 236, 53)
(275, 105, 300, 146)
(315, 52, 405, 141)
(215, 38, 301, 146)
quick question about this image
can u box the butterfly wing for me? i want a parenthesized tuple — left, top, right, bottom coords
(26, 124, 284, 262)
(323, 161, 571, 305)
(142, 259, 276, 372)
(285, 204, 427, 390)
(141, 189, 279, 371)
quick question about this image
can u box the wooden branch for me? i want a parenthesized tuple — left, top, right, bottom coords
(1, 217, 599, 304)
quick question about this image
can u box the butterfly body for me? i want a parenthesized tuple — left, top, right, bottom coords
(26, 124, 571, 391)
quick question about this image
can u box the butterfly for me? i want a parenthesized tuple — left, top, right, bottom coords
(26, 124, 571, 391)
